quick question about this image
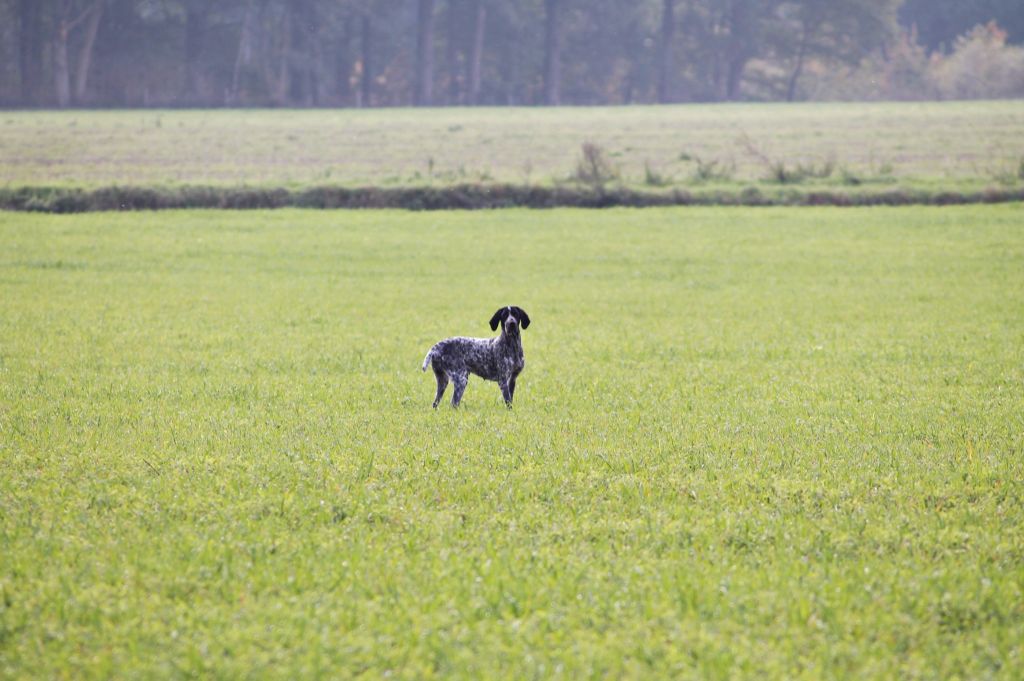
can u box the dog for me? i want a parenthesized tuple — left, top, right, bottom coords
(421, 306, 531, 408)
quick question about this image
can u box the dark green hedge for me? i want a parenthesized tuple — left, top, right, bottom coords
(3, 184, 1023, 212)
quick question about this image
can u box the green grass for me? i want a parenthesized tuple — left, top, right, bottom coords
(1, 206, 1023, 678)
(2, 102, 1023, 191)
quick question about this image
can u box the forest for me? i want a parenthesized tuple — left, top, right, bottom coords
(1, 0, 1023, 108)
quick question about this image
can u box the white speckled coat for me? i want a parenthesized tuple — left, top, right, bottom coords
(422, 306, 530, 408)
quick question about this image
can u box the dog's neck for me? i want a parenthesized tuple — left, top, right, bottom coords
(498, 325, 521, 345)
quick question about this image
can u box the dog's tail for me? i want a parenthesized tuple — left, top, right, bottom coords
(421, 347, 435, 371)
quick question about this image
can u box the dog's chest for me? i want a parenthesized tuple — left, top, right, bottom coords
(507, 344, 525, 372)
(490, 339, 524, 375)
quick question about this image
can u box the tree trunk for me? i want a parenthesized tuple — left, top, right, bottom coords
(184, 5, 205, 102)
(785, 23, 811, 102)
(288, 1, 311, 105)
(445, 0, 460, 104)
(336, 15, 354, 105)
(415, 0, 436, 106)
(19, 0, 42, 104)
(309, 27, 325, 106)
(723, 0, 751, 101)
(543, 0, 561, 105)
(467, 0, 485, 105)
(359, 14, 372, 107)
(73, 0, 104, 104)
(274, 6, 292, 105)
(54, 22, 72, 108)
(657, 0, 675, 103)
(725, 56, 746, 100)
(230, 0, 255, 104)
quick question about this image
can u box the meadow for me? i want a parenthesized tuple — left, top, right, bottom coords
(2, 101, 1024, 193)
(1, 205, 1022, 678)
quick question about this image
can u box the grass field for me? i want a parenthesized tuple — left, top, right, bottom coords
(2, 102, 1024, 191)
(1, 205, 1022, 677)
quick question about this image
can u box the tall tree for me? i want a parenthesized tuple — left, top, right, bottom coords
(899, 0, 1024, 51)
(415, 0, 436, 105)
(543, 0, 562, 105)
(18, 0, 44, 104)
(272, 2, 292, 104)
(722, 0, 759, 100)
(682, 0, 780, 101)
(359, 12, 373, 106)
(183, 2, 206, 103)
(779, 0, 899, 101)
(335, 13, 356, 105)
(73, 0, 103, 102)
(288, 0, 319, 106)
(230, 0, 258, 105)
(54, 0, 106, 107)
(444, 0, 461, 103)
(657, 0, 676, 103)
(2, 0, 999, 108)
(466, 0, 486, 105)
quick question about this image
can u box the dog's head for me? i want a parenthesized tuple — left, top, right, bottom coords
(489, 306, 531, 334)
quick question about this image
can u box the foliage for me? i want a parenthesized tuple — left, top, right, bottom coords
(572, 142, 620, 190)
(689, 155, 734, 182)
(2, 206, 1023, 678)
(643, 160, 670, 186)
(0, 0, 1021, 107)
(766, 0, 900, 101)
(4, 181, 1024, 212)
(808, 22, 1024, 101)
(929, 22, 1024, 100)
(739, 132, 838, 183)
(898, 0, 1024, 53)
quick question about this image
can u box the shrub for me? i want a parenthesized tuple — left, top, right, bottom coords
(573, 142, 619, 190)
(643, 161, 670, 187)
(690, 156, 733, 182)
(840, 167, 863, 185)
(930, 23, 1024, 100)
(736, 132, 836, 184)
(798, 155, 836, 179)
(805, 23, 1024, 102)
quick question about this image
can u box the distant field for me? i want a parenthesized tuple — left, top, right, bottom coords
(1, 102, 1023, 191)
(2, 206, 1022, 677)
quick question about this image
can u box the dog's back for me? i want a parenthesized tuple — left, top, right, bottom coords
(423, 306, 530, 408)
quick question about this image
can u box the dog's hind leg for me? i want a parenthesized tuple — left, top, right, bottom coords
(451, 373, 469, 408)
(432, 368, 449, 409)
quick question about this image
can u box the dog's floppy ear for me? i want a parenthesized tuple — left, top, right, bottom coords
(514, 306, 530, 329)
(489, 307, 508, 332)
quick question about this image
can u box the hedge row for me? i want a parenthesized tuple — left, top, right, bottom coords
(3, 184, 1023, 212)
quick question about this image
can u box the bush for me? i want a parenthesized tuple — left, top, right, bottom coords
(2, 183, 1023, 212)
(573, 142, 620, 190)
(690, 156, 734, 182)
(930, 23, 1024, 100)
(738, 133, 833, 184)
(643, 161, 670, 187)
(806, 23, 1024, 102)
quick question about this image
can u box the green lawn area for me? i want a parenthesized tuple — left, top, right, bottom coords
(2, 102, 1023, 191)
(1, 205, 1022, 677)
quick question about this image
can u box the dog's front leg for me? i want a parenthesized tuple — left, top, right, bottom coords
(498, 376, 513, 408)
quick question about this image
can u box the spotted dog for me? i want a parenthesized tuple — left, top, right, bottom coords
(421, 306, 531, 409)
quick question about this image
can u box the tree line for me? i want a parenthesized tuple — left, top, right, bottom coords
(1, 0, 1022, 108)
